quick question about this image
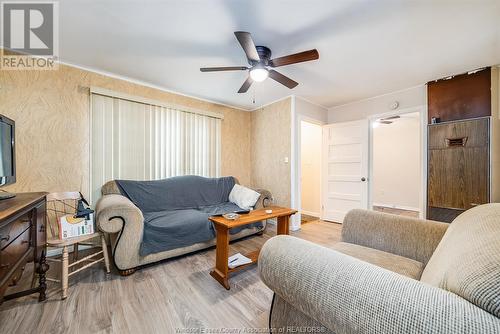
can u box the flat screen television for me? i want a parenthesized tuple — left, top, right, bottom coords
(0, 114, 16, 199)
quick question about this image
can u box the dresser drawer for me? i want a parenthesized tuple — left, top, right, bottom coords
(0, 193, 48, 304)
(0, 214, 31, 250)
(0, 228, 31, 278)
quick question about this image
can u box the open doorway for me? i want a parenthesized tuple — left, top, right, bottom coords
(370, 111, 423, 218)
(300, 120, 322, 224)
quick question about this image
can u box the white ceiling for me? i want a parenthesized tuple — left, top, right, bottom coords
(60, 0, 500, 110)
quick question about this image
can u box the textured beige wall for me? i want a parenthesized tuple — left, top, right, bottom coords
(250, 98, 292, 207)
(0, 63, 251, 197)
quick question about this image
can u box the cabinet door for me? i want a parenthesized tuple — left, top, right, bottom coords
(428, 118, 489, 210)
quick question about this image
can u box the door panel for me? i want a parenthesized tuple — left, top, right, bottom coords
(322, 120, 369, 223)
(328, 162, 362, 175)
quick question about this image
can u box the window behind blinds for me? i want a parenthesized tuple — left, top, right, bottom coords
(90, 92, 221, 203)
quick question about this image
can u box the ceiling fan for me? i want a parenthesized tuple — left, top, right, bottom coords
(377, 115, 400, 124)
(200, 31, 319, 93)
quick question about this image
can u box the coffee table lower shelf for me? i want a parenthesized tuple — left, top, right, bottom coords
(228, 250, 260, 273)
(210, 250, 260, 289)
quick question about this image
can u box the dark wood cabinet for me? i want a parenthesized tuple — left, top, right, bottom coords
(0, 192, 48, 303)
(426, 66, 499, 222)
(428, 118, 489, 221)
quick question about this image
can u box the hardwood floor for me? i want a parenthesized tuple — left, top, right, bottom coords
(373, 205, 420, 218)
(0, 220, 341, 334)
(300, 213, 319, 224)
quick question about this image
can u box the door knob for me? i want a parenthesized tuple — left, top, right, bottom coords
(361, 177, 366, 182)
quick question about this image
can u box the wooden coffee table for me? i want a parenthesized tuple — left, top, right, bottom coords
(209, 206, 297, 289)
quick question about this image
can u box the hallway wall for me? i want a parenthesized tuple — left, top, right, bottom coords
(372, 114, 421, 211)
(300, 121, 322, 216)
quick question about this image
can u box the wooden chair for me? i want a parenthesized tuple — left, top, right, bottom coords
(45, 192, 110, 299)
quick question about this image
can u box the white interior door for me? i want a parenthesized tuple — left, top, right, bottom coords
(322, 119, 369, 223)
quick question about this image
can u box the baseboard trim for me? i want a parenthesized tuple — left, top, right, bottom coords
(372, 203, 420, 212)
(301, 210, 320, 218)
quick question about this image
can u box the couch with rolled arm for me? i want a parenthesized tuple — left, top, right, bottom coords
(259, 204, 500, 333)
(95, 176, 273, 275)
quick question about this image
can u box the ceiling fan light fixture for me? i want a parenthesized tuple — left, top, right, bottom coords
(250, 67, 268, 82)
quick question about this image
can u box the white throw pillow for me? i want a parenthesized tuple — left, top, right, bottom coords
(229, 184, 261, 210)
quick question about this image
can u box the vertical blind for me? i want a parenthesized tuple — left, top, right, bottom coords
(91, 92, 221, 203)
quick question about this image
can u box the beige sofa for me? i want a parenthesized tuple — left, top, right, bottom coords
(259, 204, 500, 333)
(96, 180, 272, 275)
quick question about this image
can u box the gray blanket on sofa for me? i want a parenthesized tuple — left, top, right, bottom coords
(116, 176, 262, 256)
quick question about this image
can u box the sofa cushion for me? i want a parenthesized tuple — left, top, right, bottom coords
(420, 204, 500, 317)
(141, 209, 215, 256)
(140, 202, 263, 256)
(342, 209, 448, 265)
(332, 242, 424, 279)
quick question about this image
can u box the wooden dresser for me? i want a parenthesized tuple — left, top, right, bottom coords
(427, 67, 500, 222)
(0, 192, 48, 303)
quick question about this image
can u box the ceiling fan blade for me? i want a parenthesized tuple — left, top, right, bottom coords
(270, 49, 319, 67)
(234, 31, 260, 62)
(238, 76, 253, 93)
(379, 121, 392, 124)
(200, 66, 247, 72)
(268, 70, 298, 89)
(381, 115, 401, 121)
